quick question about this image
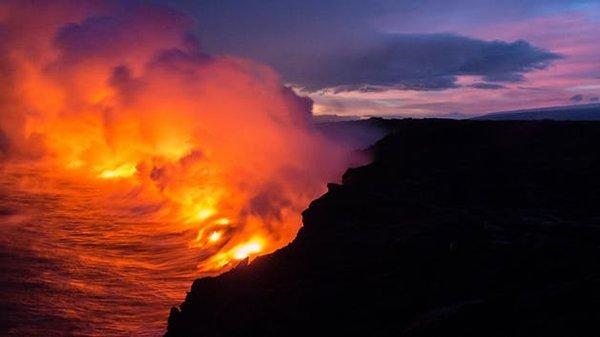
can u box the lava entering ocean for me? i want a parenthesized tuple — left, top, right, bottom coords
(0, 1, 353, 273)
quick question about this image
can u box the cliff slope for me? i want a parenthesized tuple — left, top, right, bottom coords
(166, 120, 600, 337)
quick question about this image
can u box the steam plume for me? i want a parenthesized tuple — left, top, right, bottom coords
(0, 0, 352, 271)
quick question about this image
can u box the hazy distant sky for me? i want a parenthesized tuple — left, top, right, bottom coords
(155, 0, 600, 117)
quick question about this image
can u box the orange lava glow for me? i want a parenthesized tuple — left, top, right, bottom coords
(0, 1, 352, 274)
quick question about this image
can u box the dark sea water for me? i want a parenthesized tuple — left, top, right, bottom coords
(0, 168, 203, 336)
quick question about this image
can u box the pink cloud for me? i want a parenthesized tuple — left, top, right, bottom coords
(312, 10, 600, 117)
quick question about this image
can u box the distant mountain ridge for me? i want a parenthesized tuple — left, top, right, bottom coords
(474, 103, 600, 120)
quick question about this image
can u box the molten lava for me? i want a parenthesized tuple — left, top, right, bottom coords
(0, 1, 352, 274)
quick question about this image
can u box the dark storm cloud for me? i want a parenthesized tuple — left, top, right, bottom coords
(155, 0, 563, 92)
(294, 34, 559, 92)
(468, 83, 507, 90)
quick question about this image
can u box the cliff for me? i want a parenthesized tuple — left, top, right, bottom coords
(166, 120, 600, 337)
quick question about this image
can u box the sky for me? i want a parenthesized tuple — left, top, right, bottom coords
(153, 0, 600, 117)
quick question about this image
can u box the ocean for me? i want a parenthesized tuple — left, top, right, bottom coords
(0, 167, 203, 336)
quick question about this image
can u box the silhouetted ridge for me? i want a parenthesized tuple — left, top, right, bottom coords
(166, 119, 600, 337)
(473, 103, 600, 120)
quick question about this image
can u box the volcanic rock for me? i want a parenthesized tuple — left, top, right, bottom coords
(166, 120, 600, 337)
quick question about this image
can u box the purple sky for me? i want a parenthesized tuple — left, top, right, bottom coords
(160, 0, 600, 117)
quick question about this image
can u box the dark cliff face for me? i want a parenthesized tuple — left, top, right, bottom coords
(166, 120, 600, 337)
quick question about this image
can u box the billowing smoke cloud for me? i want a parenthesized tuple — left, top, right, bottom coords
(0, 0, 354, 271)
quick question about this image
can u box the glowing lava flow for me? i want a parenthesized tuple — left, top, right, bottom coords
(0, 1, 353, 274)
(0, 1, 346, 272)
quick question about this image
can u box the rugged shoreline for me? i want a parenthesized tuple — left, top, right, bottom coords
(166, 120, 600, 337)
